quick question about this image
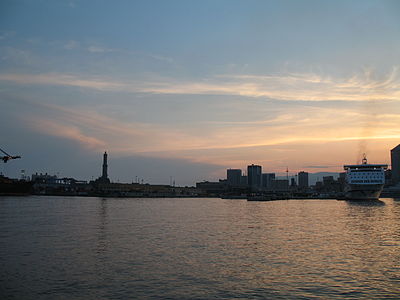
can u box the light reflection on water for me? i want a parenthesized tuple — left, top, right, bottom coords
(1, 196, 400, 299)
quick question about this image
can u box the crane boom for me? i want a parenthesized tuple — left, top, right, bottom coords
(0, 147, 21, 163)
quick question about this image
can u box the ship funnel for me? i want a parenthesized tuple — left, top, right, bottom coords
(362, 153, 368, 164)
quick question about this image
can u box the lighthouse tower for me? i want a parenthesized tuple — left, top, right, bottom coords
(102, 151, 108, 180)
(97, 151, 110, 183)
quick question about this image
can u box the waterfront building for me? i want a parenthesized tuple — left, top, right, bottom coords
(247, 164, 262, 191)
(196, 181, 226, 195)
(240, 175, 248, 187)
(31, 173, 90, 196)
(391, 144, 400, 185)
(314, 176, 341, 194)
(262, 173, 275, 190)
(227, 169, 242, 186)
(338, 172, 346, 190)
(323, 176, 335, 185)
(298, 171, 309, 189)
(31, 172, 57, 182)
(272, 179, 289, 191)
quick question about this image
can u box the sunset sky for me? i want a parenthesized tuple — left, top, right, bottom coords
(1, 0, 400, 185)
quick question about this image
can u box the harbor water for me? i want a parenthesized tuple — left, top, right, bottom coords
(1, 196, 400, 299)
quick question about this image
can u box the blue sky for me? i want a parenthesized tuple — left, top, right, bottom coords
(1, 0, 400, 185)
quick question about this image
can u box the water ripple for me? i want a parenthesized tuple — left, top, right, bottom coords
(1, 197, 400, 299)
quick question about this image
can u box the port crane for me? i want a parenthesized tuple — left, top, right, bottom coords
(0, 147, 21, 163)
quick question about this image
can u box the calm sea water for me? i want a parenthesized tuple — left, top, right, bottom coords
(1, 196, 400, 299)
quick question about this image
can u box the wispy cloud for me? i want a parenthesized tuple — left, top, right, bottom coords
(1, 68, 400, 101)
(64, 40, 79, 50)
(87, 46, 115, 53)
(0, 73, 126, 90)
(0, 31, 15, 40)
(303, 165, 332, 169)
(3, 67, 400, 170)
(29, 118, 106, 149)
(8, 93, 399, 172)
(43, 103, 400, 156)
(147, 54, 174, 63)
(21, 101, 210, 154)
(84, 44, 174, 63)
(0, 47, 35, 65)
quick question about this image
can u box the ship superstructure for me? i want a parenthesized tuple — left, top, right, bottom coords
(343, 155, 388, 200)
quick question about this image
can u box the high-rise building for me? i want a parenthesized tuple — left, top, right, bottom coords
(247, 164, 262, 191)
(262, 173, 275, 190)
(227, 169, 242, 186)
(391, 144, 400, 185)
(298, 171, 309, 189)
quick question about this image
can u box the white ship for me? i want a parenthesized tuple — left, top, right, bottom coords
(343, 155, 388, 200)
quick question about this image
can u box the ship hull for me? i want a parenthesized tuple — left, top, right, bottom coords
(344, 184, 384, 200)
